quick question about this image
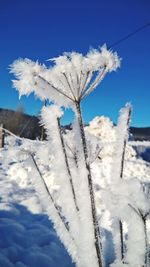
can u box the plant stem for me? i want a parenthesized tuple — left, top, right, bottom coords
(75, 101, 103, 267)
(0, 124, 4, 148)
(30, 152, 71, 233)
(119, 221, 124, 260)
(57, 118, 79, 212)
(119, 106, 132, 261)
(140, 213, 149, 267)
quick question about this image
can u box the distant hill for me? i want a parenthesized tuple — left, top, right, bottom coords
(0, 108, 150, 141)
(130, 127, 150, 141)
(0, 108, 42, 140)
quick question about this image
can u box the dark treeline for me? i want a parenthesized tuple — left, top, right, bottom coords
(0, 107, 42, 139)
(0, 108, 150, 141)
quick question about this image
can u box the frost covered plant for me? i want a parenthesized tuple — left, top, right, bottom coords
(101, 105, 150, 267)
(10, 45, 120, 106)
(10, 45, 120, 267)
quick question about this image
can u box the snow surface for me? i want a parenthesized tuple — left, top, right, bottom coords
(0, 136, 74, 267)
(0, 113, 150, 267)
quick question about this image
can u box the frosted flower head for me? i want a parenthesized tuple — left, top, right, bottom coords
(10, 45, 120, 105)
(86, 44, 120, 72)
(10, 58, 46, 98)
(100, 45, 121, 71)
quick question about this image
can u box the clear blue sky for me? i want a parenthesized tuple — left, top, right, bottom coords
(0, 0, 150, 126)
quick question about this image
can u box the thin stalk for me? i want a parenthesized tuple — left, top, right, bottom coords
(57, 118, 79, 212)
(120, 107, 131, 179)
(128, 204, 149, 267)
(79, 71, 91, 100)
(30, 152, 71, 233)
(143, 216, 149, 267)
(69, 73, 77, 95)
(37, 74, 74, 102)
(28, 152, 80, 265)
(62, 72, 77, 101)
(74, 152, 78, 168)
(75, 101, 103, 267)
(65, 143, 78, 168)
(41, 100, 47, 141)
(90, 147, 102, 165)
(0, 124, 5, 148)
(76, 71, 81, 99)
(81, 67, 107, 100)
(119, 221, 124, 260)
(140, 212, 149, 267)
(119, 106, 132, 261)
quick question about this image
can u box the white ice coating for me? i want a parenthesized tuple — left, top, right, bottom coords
(71, 119, 102, 267)
(10, 45, 120, 109)
(100, 104, 149, 266)
(40, 106, 81, 248)
(41, 105, 102, 267)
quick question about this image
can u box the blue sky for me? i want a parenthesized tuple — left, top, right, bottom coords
(0, 0, 150, 126)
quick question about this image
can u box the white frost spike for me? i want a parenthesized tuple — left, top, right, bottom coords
(10, 59, 46, 99)
(86, 45, 120, 72)
(10, 59, 71, 107)
(112, 103, 132, 183)
(40, 105, 81, 264)
(108, 103, 149, 267)
(108, 104, 132, 264)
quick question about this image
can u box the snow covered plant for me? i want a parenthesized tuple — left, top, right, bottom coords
(101, 104, 150, 267)
(10, 45, 120, 267)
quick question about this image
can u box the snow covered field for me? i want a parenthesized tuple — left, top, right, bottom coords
(0, 114, 150, 267)
(0, 136, 74, 267)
